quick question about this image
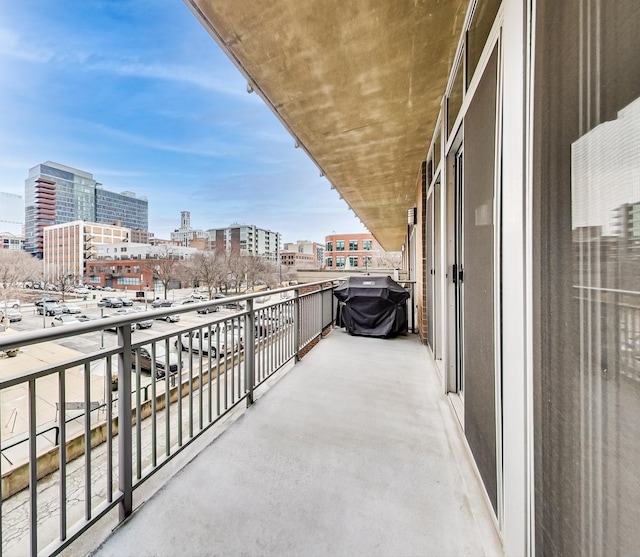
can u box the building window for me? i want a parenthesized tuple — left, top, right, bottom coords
(363, 240, 372, 250)
(117, 277, 140, 286)
(349, 256, 359, 267)
(363, 256, 373, 269)
(336, 240, 345, 251)
(336, 256, 345, 268)
(326, 241, 333, 251)
(349, 240, 358, 250)
(326, 257, 333, 268)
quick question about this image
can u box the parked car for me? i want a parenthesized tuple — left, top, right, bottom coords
(35, 296, 60, 307)
(103, 286, 116, 292)
(98, 297, 124, 308)
(76, 313, 102, 322)
(117, 297, 134, 307)
(224, 300, 245, 310)
(151, 298, 173, 308)
(132, 344, 181, 378)
(156, 313, 180, 323)
(177, 323, 244, 355)
(60, 302, 82, 314)
(104, 318, 137, 333)
(196, 304, 220, 314)
(190, 292, 206, 300)
(2, 299, 21, 309)
(0, 308, 22, 322)
(37, 302, 63, 316)
(51, 314, 82, 326)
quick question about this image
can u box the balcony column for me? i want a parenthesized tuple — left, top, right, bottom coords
(294, 287, 300, 361)
(244, 298, 255, 406)
(117, 323, 133, 520)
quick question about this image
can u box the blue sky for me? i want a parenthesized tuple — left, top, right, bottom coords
(0, 0, 367, 242)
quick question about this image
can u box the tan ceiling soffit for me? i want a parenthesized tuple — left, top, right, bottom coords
(184, 0, 466, 250)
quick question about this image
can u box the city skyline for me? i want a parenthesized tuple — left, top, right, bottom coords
(0, 1, 368, 244)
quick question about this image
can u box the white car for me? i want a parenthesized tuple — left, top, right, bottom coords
(60, 303, 82, 314)
(177, 323, 244, 356)
(0, 308, 22, 322)
(156, 313, 180, 323)
(51, 314, 81, 326)
(3, 299, 21, 310)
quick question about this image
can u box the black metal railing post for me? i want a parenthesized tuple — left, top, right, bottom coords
(245, 298, 255, 406)
(117, 323, 133, 521)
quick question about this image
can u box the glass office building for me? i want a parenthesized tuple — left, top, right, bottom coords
(24, 162, 148, 258)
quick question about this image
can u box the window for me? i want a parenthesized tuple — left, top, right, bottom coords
(117, 277, 140, 286)
(349, 256, 358, 267)
(336, 240, 345, 251)
(363, 240, 372, 250)
(349, 240, 358, 250)
(336, 256, 345, 268)
(363, 256, 373, 268)
(326, 257, 333, 268)
(326, 241, 333, 251)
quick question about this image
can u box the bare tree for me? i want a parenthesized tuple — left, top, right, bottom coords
(244, 255, 274, 291)
(0, 250, 42, 297)
(187, 251, 229, 298)
(373, 250, 403, 269)
(49, 268, 80, 301)
(141, 246, 183, 299)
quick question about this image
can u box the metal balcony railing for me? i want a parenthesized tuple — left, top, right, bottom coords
(0, 280, 339, 556)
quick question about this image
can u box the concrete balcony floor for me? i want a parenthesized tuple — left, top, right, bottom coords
(91, 329, 502, 557)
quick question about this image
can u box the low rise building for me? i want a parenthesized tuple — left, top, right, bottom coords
(43, 220, 130, 283)
(324, 233, 380, 270)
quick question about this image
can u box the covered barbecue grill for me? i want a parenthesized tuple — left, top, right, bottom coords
(334, 276, 410, 338)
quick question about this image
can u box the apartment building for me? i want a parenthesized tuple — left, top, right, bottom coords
(207, 224, 280, 263)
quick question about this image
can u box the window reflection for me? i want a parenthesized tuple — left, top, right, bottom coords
(571, 95, 640, 555)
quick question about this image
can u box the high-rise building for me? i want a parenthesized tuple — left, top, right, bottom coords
(0, 192, 24, 235)
(207, 224, 281, 263)
(24, 161, 148, 258)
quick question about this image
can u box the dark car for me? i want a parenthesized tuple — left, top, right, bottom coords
(132, 344, 181, 378)
(35, 296, 60, 307)
(151, 298, 173, 308)
(98, 297, 124, 308)
(118, 297, 134, 307)
(37, 302, 63, 316)
(196, 304, 220, 314)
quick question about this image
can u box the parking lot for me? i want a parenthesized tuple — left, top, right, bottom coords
(0, 288, 275, 457)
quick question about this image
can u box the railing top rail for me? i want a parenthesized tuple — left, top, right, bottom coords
(0, 346, 121, 389)
(0, 279, 339, 353)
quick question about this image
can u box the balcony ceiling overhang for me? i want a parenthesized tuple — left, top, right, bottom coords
(185, 0, 466, 250)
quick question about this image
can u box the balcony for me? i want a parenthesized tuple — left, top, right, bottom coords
(0, 281, 500, 556)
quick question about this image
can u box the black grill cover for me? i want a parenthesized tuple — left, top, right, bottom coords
(334, 276, 410, 338)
